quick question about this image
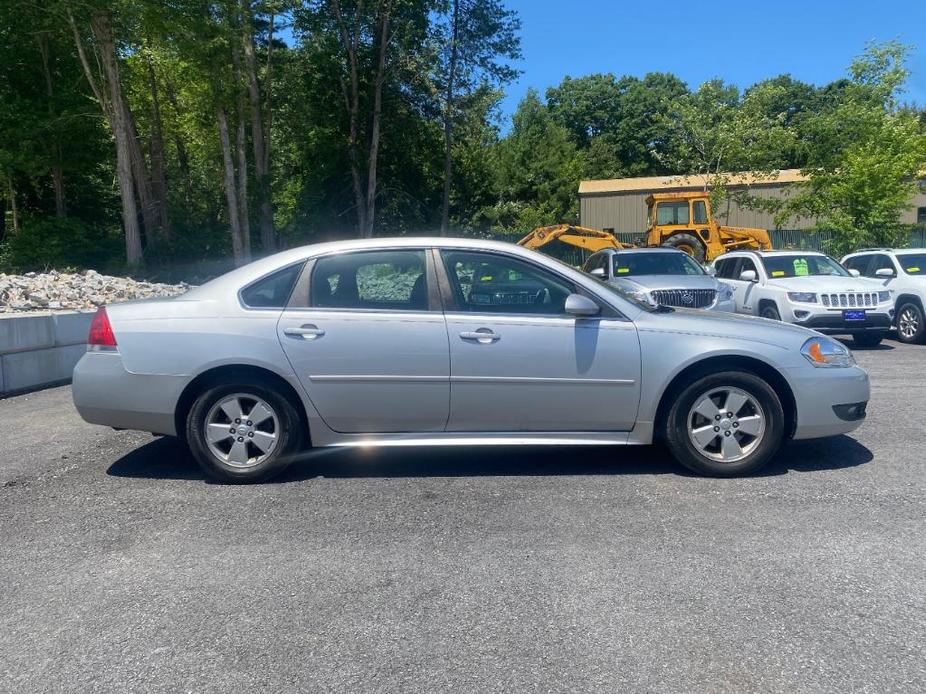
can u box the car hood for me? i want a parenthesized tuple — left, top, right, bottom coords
(607, 275, 721, 292)
(635, 305, 819, 351)
(765, 275, 884, 292)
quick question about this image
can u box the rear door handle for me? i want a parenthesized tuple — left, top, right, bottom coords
(284, 325, 326, 340)
(460, 329, 500, 344)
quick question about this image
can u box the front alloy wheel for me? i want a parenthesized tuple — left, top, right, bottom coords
(896, 302, 925, 344)
(687, 386, 766, 463)
(664, 371, 785, 476)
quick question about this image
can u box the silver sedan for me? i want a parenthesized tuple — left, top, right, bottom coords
(73, 238, 869, 483)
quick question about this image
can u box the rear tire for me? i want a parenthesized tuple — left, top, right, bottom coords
(186, 379, 304, 483)
(851, 332, 885, 348)
(662, 233, 706, 263)
(896, 302, 925, 344)
(663, 371, 785, 477)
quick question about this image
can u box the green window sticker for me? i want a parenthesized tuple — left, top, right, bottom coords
(908, 267, 920, 273)
(617, 267, 630, 274)
(793, 258, 809, 276)
(771, 270, 785, 277)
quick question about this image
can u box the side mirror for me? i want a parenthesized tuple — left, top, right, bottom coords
(739, 270, 757, 282)
(589, 267, 606, 279)
(848, 268, 861, 277)
(565, 293, 600, 317)
(707, 266, 717, 276)
(875, 267, 896, 278)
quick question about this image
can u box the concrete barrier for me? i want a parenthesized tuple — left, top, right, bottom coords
(0, 311, 94, 396)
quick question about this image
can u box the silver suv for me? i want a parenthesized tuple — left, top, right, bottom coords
(583, 248, 735, 311)
(842, 248, 926, 344)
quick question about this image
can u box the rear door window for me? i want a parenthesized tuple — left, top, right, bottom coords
(310, 250, 430, 311)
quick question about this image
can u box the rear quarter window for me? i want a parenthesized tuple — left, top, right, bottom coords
(240, 263, 304, 308)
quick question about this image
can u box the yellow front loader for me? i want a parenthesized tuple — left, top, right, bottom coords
(518, 191, 772, 264)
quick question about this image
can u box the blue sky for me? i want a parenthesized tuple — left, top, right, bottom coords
(499, 0, 926, 123)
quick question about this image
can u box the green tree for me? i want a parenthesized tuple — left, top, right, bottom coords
(432, 0, 520, 235)
(480, 89, 582, 234)
(779, 42, 926, 254)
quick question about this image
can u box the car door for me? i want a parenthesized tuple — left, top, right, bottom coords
(277, 248, 450, 433)
(736, 256, 762, 313)
(716, 257, 748, 312)
(438, 249, 641, 432)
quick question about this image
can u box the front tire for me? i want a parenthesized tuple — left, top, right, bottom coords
(759, 303, 781, 321)
(186, 380, 304, 483)
(851, 332, 885, 348)
(663, 371, 785, 477)
(896, 302, 925, 344)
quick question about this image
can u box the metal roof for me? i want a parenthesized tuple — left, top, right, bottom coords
(579, 169, 809, 196)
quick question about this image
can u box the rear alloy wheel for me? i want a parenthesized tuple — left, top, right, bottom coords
(662, 233, 706, 263)
(896, 302, 925, 344)
(851, 332, 885, 348)
(187, 381, 304, 483)
(664, 371, 785, 476)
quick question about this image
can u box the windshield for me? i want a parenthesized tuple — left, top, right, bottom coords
(897, 254, 926, 275)
(761, 254, 850, 278)
(611, 252, 705, 277)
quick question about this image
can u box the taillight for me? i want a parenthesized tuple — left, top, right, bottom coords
(87, 306, 118, 351)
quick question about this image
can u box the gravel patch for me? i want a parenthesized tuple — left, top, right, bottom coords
(0, 270, 190, 313)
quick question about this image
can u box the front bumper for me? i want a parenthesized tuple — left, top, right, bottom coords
(72, 351, 187, 436)
(790, 308, 893, 334)
(787, 365, 870, 440)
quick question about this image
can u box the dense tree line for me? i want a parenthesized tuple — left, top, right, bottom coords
(0, 1, 924, 276)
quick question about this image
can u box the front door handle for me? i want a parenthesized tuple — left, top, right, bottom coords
(284, 324, 326, 340)
(460, 329, 500, 344)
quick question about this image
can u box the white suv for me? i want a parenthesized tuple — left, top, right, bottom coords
(842, 248, 926, 344)
(712, 250, 893, 347)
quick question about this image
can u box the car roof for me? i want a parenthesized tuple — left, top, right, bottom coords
(599, 247, 688, 255)
(719, 250, 828, 259)
(185, 236, 593, 298)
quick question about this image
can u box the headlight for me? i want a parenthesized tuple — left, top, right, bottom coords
(787, 292, 817, 303)
(801, 337, 856, 368)
(631, 290, 656, 307)
(878, 290, 891, 303)
(718, 283, 734, 300)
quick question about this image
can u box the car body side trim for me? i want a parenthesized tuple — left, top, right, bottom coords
(307, 374, 636, 385)
(451, 376, 636, 386)
(329, 432, 632, 447)
(308, 374, 447, 383)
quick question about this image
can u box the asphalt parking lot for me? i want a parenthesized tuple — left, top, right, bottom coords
(1, 339, 925, 693)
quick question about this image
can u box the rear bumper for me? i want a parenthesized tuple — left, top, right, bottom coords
(72, 352, 187, 436)
(787, 365, 870, 440)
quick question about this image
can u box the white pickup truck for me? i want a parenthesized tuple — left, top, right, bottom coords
(842, 248, 926, 344)
(711, 250, 893, 347)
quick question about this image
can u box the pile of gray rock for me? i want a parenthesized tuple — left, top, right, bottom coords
(0, 270, 191, 313)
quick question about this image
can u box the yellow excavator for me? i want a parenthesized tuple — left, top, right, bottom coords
(518, 191, 772, 264)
